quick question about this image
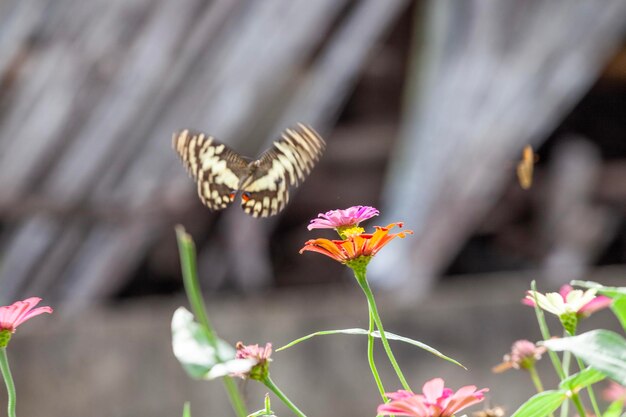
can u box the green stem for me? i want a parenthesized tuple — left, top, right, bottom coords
(0, 348, 16, 417)
(530, 281, 566, 380)
(562, 350, 571, 378)
(576, 355, 601, 417)
(175, 226, 248, 417)
(367, 308, 388, 401)
(528, 365, 544, 393)
(176, 226, 218, 345)
(355, 271, 412, 392)
(559, 397, 569, 417)
(263, 375, 307, 417)
(571, 393, 586, 417)
(559, 350, 572, 417)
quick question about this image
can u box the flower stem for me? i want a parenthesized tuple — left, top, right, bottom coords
(571, 393, 586, 417)
(559, 349, 572, 417)
(576, 355, 601, 417)
(528, 365, 544, 393)
(355, 271, 412, 392)
(263, 375, 307, 417)
(0, 348, 16, 417)
(175, 226, 248, 417)
(367, 307, 388, 401)
(530, 281, 565, 380)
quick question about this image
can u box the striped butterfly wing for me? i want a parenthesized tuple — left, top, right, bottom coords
(240, 124, 325, 217)
(172, 129, 249, 211)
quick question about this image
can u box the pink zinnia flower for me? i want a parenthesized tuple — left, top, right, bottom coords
(307, 206, 379, 230)
(0, 297, 52, 348)
(230, 342, 272, 381)
(492, 340, 546, 373)
(378, 378, 488, 417)
(523, 285, 611, 318)
(235, 341, 272, 362)
(0, 297, 52, 333)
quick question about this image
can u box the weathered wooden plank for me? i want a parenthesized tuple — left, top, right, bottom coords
(371, 0, 626, 295)
(0, 0, 170, 301)
(0, 0, 155, 198)
(541, 138, 618, 287)
(274, 0, 410, 133)
(0, 216, 60, 303)
(43, 0, 202, 201)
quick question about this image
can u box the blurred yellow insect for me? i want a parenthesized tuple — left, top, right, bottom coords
(516, 145, 536, 190)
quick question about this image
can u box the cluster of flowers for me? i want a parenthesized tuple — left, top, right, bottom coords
(301, 205, 412, 270)
(229, 206, 488, 417)
(2, 205, 626, 417)
(211, 206, 626, 417)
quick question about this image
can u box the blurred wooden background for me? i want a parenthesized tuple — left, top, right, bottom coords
(0, 0, 625, 310)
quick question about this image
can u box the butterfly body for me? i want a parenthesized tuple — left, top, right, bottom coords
(517, 145, 536, 190)
(173, 124, 325, 217)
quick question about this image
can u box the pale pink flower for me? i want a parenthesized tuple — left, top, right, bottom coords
(0, 297, 53, 333)
(523, 285, 611, 318)
(493, 340, 546, 372)
(307, 206, 379, 230)
(235, 341, 272, 362)
(603, 381, 626, 402)
(378, 378, 488, 417)
(230, 342, 272, 380)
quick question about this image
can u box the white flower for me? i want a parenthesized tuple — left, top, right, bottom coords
(525, 288, 597, 316)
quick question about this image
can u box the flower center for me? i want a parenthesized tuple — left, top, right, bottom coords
(336, 225, 365, 239)
(559, 312, 578, 335)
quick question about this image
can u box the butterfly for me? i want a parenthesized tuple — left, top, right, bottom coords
(516, 145, 536, 190)
(172, 123, 325, 217)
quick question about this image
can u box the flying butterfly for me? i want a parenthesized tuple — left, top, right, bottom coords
(172, 123, 325, 217)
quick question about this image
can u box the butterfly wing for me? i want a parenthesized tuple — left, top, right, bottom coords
(172, 129, 249, 211)
(240, 124, 326, 217)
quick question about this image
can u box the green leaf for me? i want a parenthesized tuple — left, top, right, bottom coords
(611, 296, 626, 332)
(171, 307, 254, 380)
(510, 391, 566, 417)
(277, 328, 465, 369)
(570, 281, 626, 298)
(542, 330, 626, 385)
(602, 399, 624, 417)
(559, 367, 605, 391)
(182, 402, 191, 417)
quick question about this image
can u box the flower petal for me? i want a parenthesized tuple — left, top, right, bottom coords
(307, 206, 379, 230)
(0, 297, 53, 332)
(299, 239, 346, 262)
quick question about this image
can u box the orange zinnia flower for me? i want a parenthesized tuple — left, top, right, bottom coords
(300, 222, 413, 268)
